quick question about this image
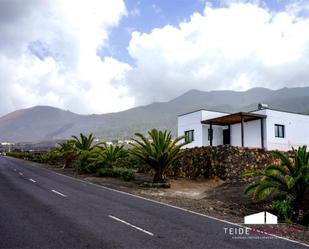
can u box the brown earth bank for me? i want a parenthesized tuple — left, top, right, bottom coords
(24, 160, 309, 246)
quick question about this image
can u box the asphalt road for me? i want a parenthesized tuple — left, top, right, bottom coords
(0, 156, 308, 249)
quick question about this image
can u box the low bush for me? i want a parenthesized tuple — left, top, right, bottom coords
(7, 151, 46, 163)
(89, 144, 137, 169)
(75, 150, 94, 173)
(272, 198, 293, 223)
(96, 167, 119, 177)
(7, 151, 62, 165)
(244, 146, 309, 225)
(139, 182, 171, 188)
(96, 167, 135, 181)
(121, 169, 135, 181)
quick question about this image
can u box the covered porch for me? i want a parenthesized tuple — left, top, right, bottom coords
(201, 112, 266, 148)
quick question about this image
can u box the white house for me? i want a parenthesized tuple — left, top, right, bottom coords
(178, 106, 309, 151)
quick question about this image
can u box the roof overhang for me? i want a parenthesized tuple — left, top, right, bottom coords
(201, 112, 266, 126)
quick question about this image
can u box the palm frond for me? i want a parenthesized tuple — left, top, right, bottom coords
(129, 129, 187, 182)
(244, 182, 260, 195)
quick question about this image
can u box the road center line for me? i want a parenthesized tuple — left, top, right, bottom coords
(51, 190, 67, 197)
(108, 215, 154, 237)
(9, 159, 308, 248)
(29, 179, 36, 183)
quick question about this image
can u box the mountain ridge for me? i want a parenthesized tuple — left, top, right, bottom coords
(1, 87, 309, 143)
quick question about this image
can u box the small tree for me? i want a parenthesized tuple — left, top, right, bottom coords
(130, 129, 187, 183)
(72, 133, 97, 151)
(244, 146, 309, 203)
(89, 143, 127, 169)
(56, 140, 76, 169)
(71, 133, 100, 172)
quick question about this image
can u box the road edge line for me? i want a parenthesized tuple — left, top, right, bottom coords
(8, 157, 309, 248)
(108, 215, 154, 236)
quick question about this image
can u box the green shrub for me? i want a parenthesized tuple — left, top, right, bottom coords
(140, 182, 171, 188)
(7, 151, 48, 163)
(120, 169, 135, 181)
(96, 167, 120, 177)
(272, 198, 293, 223)
(244, 146, 309, 202)
(89, 144, 129, 169)
(7, 151, 64, 165)
(75, 150, 94, 173)
(244, 146, 309, 224)
(95, 167, 135, 181)
(122, 154, 140, 169)
(45, 150, 63, 165)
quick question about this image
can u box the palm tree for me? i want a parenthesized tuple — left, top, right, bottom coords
(71, 133, 97, 151)
(244, 146, 309, 204)
(92, 143, 127, 168)
(56, 140, 76, 169)
(70, 133, 101, 172)
(130, 129, 187, 183)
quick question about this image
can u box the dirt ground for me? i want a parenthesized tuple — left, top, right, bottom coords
(33, 163, 309, 245)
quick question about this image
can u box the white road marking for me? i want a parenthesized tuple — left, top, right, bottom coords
(19, 172, 23, 176)
(14, 158, 309, 248)
(29, 179, 36, 183)
(13, 169, 17, 171)
(51, 190, 67, 197)
(109, 215, 154, 236)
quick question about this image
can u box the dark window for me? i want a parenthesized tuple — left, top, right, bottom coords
(223, 129, 230, 145)
(275, 124, 285, 138)
(184, 130, 194, 143)
(208, 128, 213, 141)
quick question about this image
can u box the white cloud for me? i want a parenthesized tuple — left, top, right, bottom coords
(126, 2, 309, 104)
(2, 1, 309, 115)
(0, 0, 134, 116)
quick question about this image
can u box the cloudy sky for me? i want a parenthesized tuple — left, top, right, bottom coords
(1, 0, 309, 116)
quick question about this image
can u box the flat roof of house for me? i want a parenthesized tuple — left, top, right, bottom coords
(177, 109, 231, 117)
(201, 112, 266, 125)
(179, 107, 309, 118)
(251, 108, 309, 116)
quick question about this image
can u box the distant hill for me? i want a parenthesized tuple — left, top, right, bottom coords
(1, 87, 309, 142)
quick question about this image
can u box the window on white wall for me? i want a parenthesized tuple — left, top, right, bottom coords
(208, 128, 213, 141)
(184, 130, 194, 143)
(275, 124, 285, 138)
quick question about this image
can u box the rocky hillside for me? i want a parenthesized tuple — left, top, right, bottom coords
(1, 87, 309, 142)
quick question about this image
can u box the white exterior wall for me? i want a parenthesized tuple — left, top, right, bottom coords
(177, 110, 228, 148)
(263, 109, 309, 151)
(229, 109, 267, 148)
(178, 108, 309, 151)
(202, 124, 226, 146)
(230, 120, 263, 148)
(177, 111, 204, 148)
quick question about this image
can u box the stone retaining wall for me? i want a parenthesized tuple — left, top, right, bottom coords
(140, 145, 277, 183)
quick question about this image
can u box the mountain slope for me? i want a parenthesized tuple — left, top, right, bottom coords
(1, 87, 309, 142)
(0, 106, 79, 142)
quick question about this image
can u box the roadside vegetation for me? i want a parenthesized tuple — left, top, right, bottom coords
(7, 133, 136, 181)
(244, 146, 309, 225)
(130, 129, 187, 184)
(7, 129, 186, 184)
(6, 131, 308, 229)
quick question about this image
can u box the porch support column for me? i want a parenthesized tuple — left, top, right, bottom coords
(209, 122, 213, 146)
(228, 124, 231, 145)
(241, 115, 244, 147)
(260, 118, 264, 149)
